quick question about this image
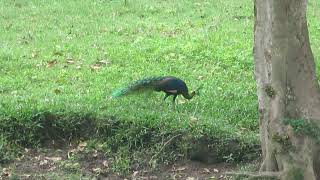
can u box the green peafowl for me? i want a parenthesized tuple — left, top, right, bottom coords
(112, 76, 196, 103)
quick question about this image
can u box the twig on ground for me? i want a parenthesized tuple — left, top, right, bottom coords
(149, 134, 182, 164)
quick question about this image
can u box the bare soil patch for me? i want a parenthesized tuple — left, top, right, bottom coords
(0, 146, 255, 180)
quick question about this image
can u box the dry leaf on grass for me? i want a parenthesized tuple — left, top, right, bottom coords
(190, 116, 198, 122)
(98, 59, 110, 65)
(90, 59, 110, 71)
(66, 60, 75, 64)
(32, 50, 38, 58)
(90, 64, 102, 71)
(47, 60, 57, 68)
(197, 75, 205, 80)
(177, 99, 186, 104)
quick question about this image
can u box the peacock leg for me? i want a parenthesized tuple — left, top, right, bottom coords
(172, 95, 177, 104)
(163, 93, 170, 101)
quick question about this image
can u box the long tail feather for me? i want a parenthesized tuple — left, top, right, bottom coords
(111, 88, 128, 98)
(112, 76, 164, 98)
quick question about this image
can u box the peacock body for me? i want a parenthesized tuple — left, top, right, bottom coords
(112, 76, 196, 103)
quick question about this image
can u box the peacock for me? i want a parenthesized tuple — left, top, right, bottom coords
(112, 76, 196, 103)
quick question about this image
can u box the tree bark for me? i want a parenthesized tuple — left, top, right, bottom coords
(254, 0, 320, 179)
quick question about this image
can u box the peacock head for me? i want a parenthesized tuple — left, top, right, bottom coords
(183, 90, 196, 99)
(191, 90, 196, 97)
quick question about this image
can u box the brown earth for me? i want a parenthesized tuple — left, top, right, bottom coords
(0, 145, 258, 180)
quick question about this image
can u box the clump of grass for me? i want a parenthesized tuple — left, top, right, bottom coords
(0, 135, 20, 163)
(283, 118, 320, 143)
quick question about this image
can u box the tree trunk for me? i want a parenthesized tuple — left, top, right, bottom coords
(254, 0, 320, 179)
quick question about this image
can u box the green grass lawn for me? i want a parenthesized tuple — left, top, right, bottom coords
(1, 0, 320, 175)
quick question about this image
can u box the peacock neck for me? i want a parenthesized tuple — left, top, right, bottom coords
(182, 92, 195, 99)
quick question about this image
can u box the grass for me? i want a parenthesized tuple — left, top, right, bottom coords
(0, 0, 319, 176)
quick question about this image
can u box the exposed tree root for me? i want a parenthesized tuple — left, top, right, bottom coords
(225, 171, 283, 180)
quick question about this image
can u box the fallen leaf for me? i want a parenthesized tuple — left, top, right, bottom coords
(67, 149, 77, 159)
(172, 166, 186, 172)
(213, 168, 219, 173)
(98, 59, 110, 65)
(77, 142, 87, 151)
(92, 151, 98, 158)
(190, 116, 198, 122)
(197, 75, 205, 80)
(32, 50, 38, 58)
(48, 166, 57, 171)
(21, 174, 31, 178)
(102, 160, 109, 167)
(132, 171, 139, 177)
(203, 168, 211, 173)
(177, 99, 186, 104)
(2, 168, 11, 176)
(35, 156, 41, 161)
(219, 175, 225, 178)
(100, 28, 108, 33)
(39, 159, 48, 166)
(15, 155, 24, 161)
(90, 64, 102, 71)
(47, 59, 57, 68)
(90, 59, 110, 71)
(92, 168, 101, 173)
(45, 156, 62, 162)
(186, 177, 195, 180)
(79, 142, 87, 147)
(66, 60, 75, 64)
